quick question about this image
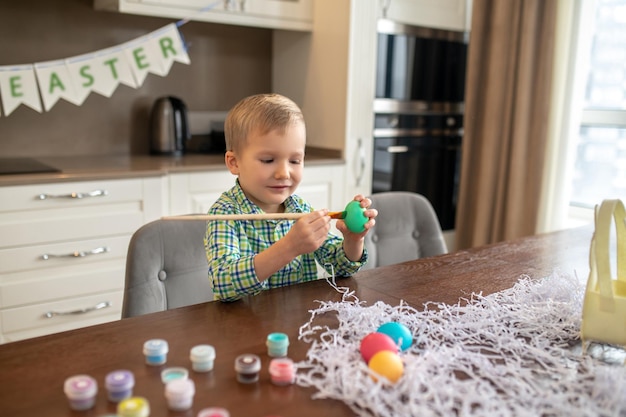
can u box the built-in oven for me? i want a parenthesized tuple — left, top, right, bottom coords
(372, 19, 468, 231)
(372, 112, 463, 231)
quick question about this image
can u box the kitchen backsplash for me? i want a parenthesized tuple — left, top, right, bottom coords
(0, 0, 272, 157)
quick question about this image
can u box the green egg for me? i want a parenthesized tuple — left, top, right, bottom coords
(343, 200, 368, 233)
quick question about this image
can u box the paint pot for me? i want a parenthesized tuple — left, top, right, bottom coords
(266, 332, 289, 357)
(161, 367, 189, 384)
(269, 357, 296, 386)
(63, 374, 98, 411)
(165, 378, 196, 411)
(197, 407, 231, 417)
(143, 338, 169, 366)
(190, 344, 216, 372)
(234, 354, 261, 383)
(105, 370, 135, 402)
(117, 396, 150, 417)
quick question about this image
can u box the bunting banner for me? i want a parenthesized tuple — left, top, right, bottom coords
(0, 23, 190, 117)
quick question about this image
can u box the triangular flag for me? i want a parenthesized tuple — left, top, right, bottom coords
(0, 65, 43, 116)
(65, 53, 96, 106)
(34, 60, 79, 111)
(124, 23, 190, 86)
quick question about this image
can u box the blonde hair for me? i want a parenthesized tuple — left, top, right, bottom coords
(224, 93, 305, 152)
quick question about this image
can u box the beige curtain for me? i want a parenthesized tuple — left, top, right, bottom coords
(455, 0, 559, 249)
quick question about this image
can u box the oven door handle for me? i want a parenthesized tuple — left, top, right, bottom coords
(386, 145, 409, 154)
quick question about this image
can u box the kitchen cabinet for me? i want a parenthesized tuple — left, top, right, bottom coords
(273, 1, 378, 203)
(94, 0, 313, 31)
(380, 0, 472, 31)
(0, 177, 165, 343)
(168, 164, 346, 215)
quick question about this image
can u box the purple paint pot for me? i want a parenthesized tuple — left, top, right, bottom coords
(117, 396, 150, 417)
(165, 378, 196, 411)
(105, 370, 135, 402)
(143, 339, 168, 366)
(269, 358, 296, 386)
(266, 332, 289, 357)
(197, 407, 230, 417)
(234, 354, 261, 383)
(190, 344, 216, 372)
(63, 374, 98, 411)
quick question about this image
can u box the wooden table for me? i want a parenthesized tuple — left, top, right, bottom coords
(0, 226, 593, 417)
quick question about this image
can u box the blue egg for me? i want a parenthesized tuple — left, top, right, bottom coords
(377, 322, 413, 351)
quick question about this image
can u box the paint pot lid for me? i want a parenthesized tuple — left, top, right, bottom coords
(143, 339, 169, 355)
(105, 370, 135, 390)
(161, 367, 189, 384)
(64, 375, 98, 399)
(234, 354, 261, 373)
(190, 344, 216, 361)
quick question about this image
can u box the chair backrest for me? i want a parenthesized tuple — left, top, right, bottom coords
(363, 192, 448, 269)
(122, 218, 213, 318)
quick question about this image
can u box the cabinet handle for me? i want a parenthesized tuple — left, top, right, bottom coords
(355, 137, 366, 187)
(381, 0, 391, 18)
(41, 246, 110, 260)
(43, 301, 112, 318)
(37, 189, 108, 200)
(387, 145, 409, 153)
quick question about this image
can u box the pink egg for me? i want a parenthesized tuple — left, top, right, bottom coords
(359, 332, 399, 363)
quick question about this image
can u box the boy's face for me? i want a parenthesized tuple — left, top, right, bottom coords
(225, 121, 306, 213)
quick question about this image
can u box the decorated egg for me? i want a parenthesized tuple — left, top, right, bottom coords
(359, 332, 398, 363)
(377, 322, 413, 351)
(368, 350, 404, 383)
(343, 200, 368, 233)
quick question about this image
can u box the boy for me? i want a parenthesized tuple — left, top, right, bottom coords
(204, 93, 377, 301)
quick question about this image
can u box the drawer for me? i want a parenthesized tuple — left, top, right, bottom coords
(1, 291, 123, 342)
(0, 179, 144, 212)
(0, 207, 142, 247)
(0, 235, 130, 274)
(1, 259, 125, 308)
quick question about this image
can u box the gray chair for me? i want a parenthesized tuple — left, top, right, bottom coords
(363, 192, 448, 269)
(122, 218, 214, 318)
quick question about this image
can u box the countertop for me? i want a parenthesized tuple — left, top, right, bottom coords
(0, 149, 343, 186)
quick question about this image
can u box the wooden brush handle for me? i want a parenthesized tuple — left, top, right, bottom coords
(162, 211, 344, 221)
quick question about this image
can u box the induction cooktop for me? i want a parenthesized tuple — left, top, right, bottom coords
(0, 158, 61, 175)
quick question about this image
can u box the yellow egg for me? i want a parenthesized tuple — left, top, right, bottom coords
(368, 350, 404, 383)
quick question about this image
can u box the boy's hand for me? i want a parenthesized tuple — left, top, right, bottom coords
(337, 195, 377, 262)
(284, 210, 331, 256)
(336, 195, 378, 240)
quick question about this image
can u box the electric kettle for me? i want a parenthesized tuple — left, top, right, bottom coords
(150, 96, 190, 156)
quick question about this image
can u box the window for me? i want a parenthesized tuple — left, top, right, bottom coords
(570, 0, 626, 211)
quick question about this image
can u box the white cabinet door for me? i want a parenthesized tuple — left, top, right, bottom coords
(273, 1, 378, 204)
(168, 164, 345, 215)
(94, 0, 313, 31)
(0, 177, 164, 343)
(381, 0, 471, 31)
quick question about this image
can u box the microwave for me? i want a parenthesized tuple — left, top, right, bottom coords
(375, 19, 468, 112)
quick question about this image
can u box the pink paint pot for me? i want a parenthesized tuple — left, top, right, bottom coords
(269, 358, 295, 386)
(63, 374, 98, 411)
(197, 407, 230, 417)
(105, 370, 135, 402)
(165, 378, 196, 411)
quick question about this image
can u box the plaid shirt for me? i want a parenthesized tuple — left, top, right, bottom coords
(204, 180, 367, 301)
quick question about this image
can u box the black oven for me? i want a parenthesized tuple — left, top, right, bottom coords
(372, 20, 468, 231)
(372, 113, 462, 231)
